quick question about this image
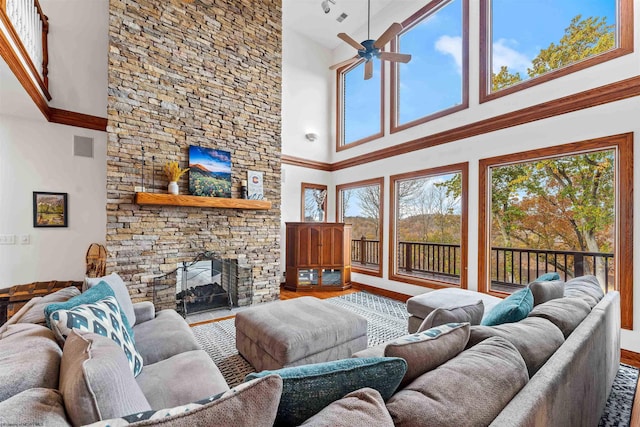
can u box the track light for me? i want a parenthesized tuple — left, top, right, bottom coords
(321, 0, 335, 14)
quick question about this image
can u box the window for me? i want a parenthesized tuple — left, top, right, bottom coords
(390, 164, 468, 288)
(336, 178, 384, 277)
(301, 183, 327, 222)
(337, 59, 384, 150)
(390, 0, 468, 132)
(480, 0, 633, 101)
(478, 134, 633, 329)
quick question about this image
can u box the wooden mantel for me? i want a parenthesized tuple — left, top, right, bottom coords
(135, 192, 272, 210)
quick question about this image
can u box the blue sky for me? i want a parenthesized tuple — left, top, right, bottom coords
(343, 0, 615, 143)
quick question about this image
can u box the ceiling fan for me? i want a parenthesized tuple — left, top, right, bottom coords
(329, 0, 411, 80)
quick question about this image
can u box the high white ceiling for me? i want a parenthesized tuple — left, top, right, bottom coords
(283, 0, 398, 50)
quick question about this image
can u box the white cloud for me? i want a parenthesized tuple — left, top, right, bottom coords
(492, 39, 531, 74)
(434, 35, 462, 75)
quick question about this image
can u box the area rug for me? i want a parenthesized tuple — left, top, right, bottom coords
(191, 291, 637, 425)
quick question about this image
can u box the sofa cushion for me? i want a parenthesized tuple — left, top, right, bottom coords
(59, 330, 151, 426)
(406, 288, 501, 320)
(85, 375, 282, 427)
(0, 323, 61, 402)
(386, 323, 470, 386)
(386, 336, 528, 427)
(481, 287, 534, 326)
(535, 272, 561, 281)
(563, 275, 604, 308)
(300, 387, 394, 427)
(418, 301, 483, 331)
(0, 388, 68, 426)
(12, 286, 81, 325)
(246, 357, 407, 427)
(87, 273, 137, 327)
(45, 281, 134, 340)
(49, 296, 143, 376)
(529, 280, 564, 306)
(136, 349, 229, 409)
(467, 317, 565, 377)
(528, 297, 592, 338)
(132, 309, 201, 365)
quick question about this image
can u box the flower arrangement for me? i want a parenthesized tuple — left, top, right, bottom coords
(164, 161, 189, 182)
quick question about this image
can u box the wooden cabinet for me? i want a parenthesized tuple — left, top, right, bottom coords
(285, 222, 352, 291)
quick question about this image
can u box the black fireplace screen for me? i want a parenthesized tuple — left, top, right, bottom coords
(152, 253, 253, 317)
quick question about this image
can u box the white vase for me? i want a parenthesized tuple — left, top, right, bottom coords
(168, 181, 179, 195)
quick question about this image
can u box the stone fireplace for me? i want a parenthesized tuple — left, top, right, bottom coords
(106, 0, 282, 305)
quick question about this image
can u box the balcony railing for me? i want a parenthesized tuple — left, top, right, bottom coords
(350, 238, 614, 291)
(1, 0, 49, 89)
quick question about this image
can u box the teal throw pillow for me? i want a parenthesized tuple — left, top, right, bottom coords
(245, 357, 407, 426)
(481, 287, 534, 326)
(50, 296, 143, 376)
(535, 272, 560, 281)
(45, 281, 134, 340)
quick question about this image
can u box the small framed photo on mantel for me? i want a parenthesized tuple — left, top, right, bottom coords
(33, 191, 68, 227)
(247, 171, 264, 200)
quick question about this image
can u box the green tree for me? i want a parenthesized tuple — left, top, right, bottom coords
(492, 66, 522, 92)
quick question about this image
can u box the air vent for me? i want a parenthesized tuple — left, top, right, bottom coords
(337, 12, 348, 22)
(73, 135, 94, 158)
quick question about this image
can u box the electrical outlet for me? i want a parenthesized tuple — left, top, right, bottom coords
(0, 235, 16, 245)
(19, 234, 30, 245)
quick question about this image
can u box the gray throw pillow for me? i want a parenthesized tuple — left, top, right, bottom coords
(528, 280, 564, 306)
(563, 275, 605, 308)
(59, 330, 151, 426)
(0, 388, 68, 426)
(0, 323, 61, 402)
(300, 388, 394, 427)
(86, 375, 283, 427)
(418, 300, 484, 331)
(386, 337, 528, 427)
(528, 297, 591, 338)
(86, 273, 136, 326)
(467, 317, 565, 377)
(385, 323, 470, 387)
(16, 286, 81, 325)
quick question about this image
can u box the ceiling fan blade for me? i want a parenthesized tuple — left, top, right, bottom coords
(374, 22, 403, 49)
(364, 60, 373, 80)
(378, 52, 412, 63)
(338, 33, 366, 51)
(329, 56, 360, 70)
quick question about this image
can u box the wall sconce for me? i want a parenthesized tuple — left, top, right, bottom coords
(305, 132, 318, 142)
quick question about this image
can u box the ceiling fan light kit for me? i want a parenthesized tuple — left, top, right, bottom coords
(329, 0, 411, 79)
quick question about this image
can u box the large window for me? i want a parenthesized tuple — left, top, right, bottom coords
(336, 178, 384, 277)
(478, 134, 633, 329)
(337, 60, 383, 150)
(391, 0, 468, 132)
(480, 0, 633, 101)
(390, 164, 468, 288)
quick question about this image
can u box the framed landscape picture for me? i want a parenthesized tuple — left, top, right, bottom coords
(33, 192, 68, 227)
(188, 146, 232, 198)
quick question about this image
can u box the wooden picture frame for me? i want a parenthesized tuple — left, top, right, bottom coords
(33, 192, 68, 227)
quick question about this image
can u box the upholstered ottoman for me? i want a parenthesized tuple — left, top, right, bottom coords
(406, 288, 502, 333)
(235, 296, 368, 371)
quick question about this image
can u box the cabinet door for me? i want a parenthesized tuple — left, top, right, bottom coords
(299, 225, 321, 266)
(321, 225, 344, 266)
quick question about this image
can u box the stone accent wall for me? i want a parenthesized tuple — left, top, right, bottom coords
(107, 0, 282, 304)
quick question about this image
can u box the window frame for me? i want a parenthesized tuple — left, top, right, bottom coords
(390, 0, 469, 134)
(389, 163, 469, 289)
(336, 177, 385, 277)
(336, 57, 385, 152)
(479, 0, 634, 103)
(478, 134, 633, 329)
(300, 182, 328, 223)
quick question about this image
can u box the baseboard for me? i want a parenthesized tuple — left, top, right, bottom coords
(351, 282, 412, 303)
(621, 349, 640, 369)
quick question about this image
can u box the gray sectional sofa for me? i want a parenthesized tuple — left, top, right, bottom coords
(0, 275, 621, 426)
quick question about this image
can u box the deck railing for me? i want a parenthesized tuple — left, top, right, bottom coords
(1, 0, 49, 88)
(350, 238, 614, 290)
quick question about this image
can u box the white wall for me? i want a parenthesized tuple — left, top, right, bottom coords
(280, 0, 640, 352)
(0, 116, 107, 286)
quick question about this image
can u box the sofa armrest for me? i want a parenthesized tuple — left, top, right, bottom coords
(133, 301, 155, 324)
